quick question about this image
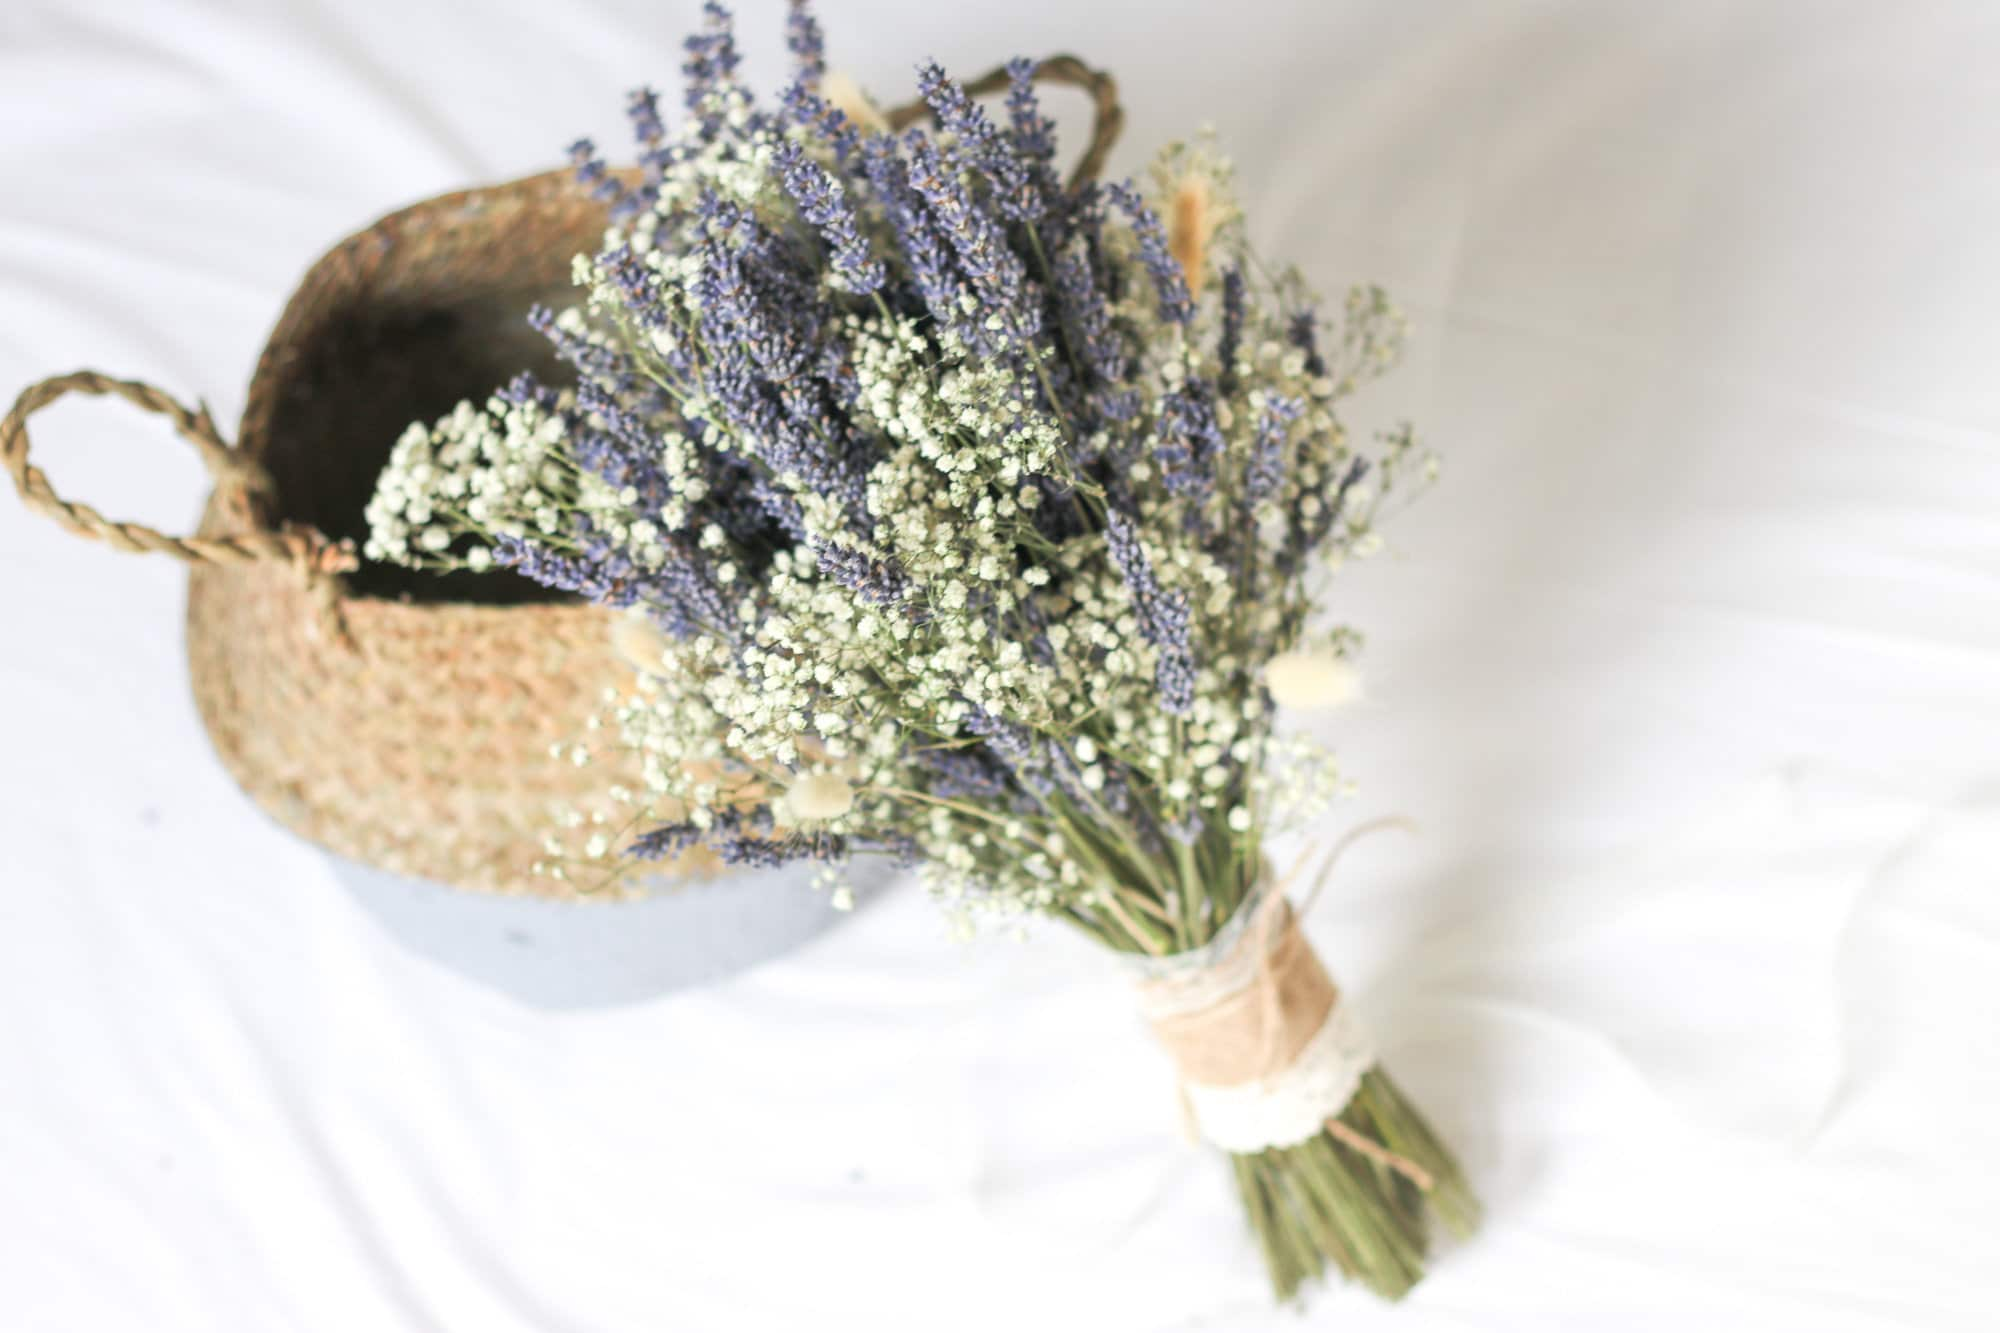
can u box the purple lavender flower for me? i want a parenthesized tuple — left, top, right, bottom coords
(632, 809, 750, 861)
(785, 0, 826, 89)
(750, 476, 810, 543)
(917, 746, 1014, 802)
(1104, 509, 1195, 714)
(1045, 221, 1141, 431)
(627, 87, 665, 147)
(902, 130, 1039, 349)
(815, 542, 911, 607)
(490, 502, 735, 640)
(782, 79, 863, 164)
(962, 704, 1058, 800)
(1217, 267, 1246, 392)
(699, 337, 782, 442)
(628, 821, 708, 861)
(963, 704, 1035, 764)
(1287, 307, 1328, 378)
(573, 379, 672, 507)
(638, 535, 741, 638)
(1049, 232, 1126, 391)
(567, 138, 632, 220)
(599, 245, 673, 331)
(527, 305, 627, 386)
(718, 830, 847, 868)
(503, 10, 1376, 862)
(682, 2, 743, 132)
(636, 806, 858, 869)
(1152, 634, 1196, 717)
(858, 134, 979, 342)
(625, 86, 671, 201)
(1154, 384, 1226, 498)
(1245, 395, 1300, 506)
(857, 831, 925, 866)
(917, 60, 1042, 222)
(774, 139, 887, 294)
(815, 337, 863, 410)
(696, 208, 811, 382)
(1279, 454, 1369, 576)
(498, 370, 560, 412)
(1005, 58, 1057, 168)
(686, 199, 876, 528)
(1105, 181, 1192, 325)
(490, 535, 595, 601)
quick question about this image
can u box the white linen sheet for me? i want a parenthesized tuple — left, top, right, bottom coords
(2, 1, 1996, 1328)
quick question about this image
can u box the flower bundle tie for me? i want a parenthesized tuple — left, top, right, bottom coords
(1137, 824, 1433, 1189)
(1143, 893, 1372, 1151)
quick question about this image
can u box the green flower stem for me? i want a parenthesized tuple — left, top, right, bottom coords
(1232, 1155, 1293, 1299)
(1255, 1157, 1323, 1289)
(1169, 836, 1204, 951)
(1222, 1066, 1477, 1303)
(1360, 1071, 1481, 1239)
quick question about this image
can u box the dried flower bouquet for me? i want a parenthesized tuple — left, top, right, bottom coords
(364, 3, 1475, 1301)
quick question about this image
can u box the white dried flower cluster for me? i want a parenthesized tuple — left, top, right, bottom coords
(587, 280, 1402, 925)
(358, 48, 1436, 941)
(363, 386, 658, 575)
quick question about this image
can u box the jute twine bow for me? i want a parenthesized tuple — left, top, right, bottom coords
(1140, 818, 1435, 1188)
(2, 369, 359, 648)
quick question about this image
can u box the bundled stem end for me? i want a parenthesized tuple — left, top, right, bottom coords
(1231, 1067, 1478, 1303)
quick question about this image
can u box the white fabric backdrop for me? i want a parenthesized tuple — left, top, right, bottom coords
(4, 1, 1997, 1328)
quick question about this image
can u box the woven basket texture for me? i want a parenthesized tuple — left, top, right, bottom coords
(195, 170, 658, 896)
(1, 56, 1125, 898)
(6, 172, 654, 897)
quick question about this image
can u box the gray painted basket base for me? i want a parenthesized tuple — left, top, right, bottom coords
(328, 856, 882, 1009)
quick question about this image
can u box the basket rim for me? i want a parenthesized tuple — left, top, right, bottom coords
(234, 167, 605, 610)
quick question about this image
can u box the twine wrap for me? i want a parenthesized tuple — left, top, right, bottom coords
(1136, 884, 1376, 1154)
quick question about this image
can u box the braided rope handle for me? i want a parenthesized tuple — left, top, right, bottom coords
(2, 369, 355, 573)
(885, 53, 1125, 189)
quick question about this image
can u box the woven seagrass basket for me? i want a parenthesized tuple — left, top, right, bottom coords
(3, 170, 652, 897)
(2, 57, 1123, 903)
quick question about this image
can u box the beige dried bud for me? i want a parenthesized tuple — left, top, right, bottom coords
(823, 70, 889, 136)
(1168, 175, 1214, 299)
(610, 614, 670, 677)
(1265, 651, 1363, 711)
(786, 772, 855, 821)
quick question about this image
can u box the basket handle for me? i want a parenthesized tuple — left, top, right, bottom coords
(885, 54, 1126, 189)
(2, 369, 355, 574)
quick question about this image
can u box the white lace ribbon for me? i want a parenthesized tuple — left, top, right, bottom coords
(1177, 1000, 1375, 1152)
(1131, 859, 1381, 1154)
